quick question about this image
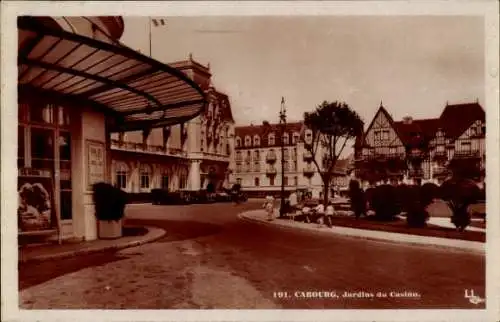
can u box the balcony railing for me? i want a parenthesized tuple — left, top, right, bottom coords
(408, 169, 424, 178)
(266, 167, 277, 176)
(111, 140, 186, 157)
(432, 150, 448, 161)
(303, 166, 315, 177)
(453, 150, 481, 159)
(266, 153, 277, 163)
(432, 166, 449, 177)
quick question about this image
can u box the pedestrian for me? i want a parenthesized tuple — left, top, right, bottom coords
(314, 202, 325, 227)
(302, 204, 311, 223)
(325, 201, 335, 227)
(263, 195, 275, 221)
(288, 191, 298, 212)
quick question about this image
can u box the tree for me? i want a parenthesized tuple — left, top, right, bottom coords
(303, 101, 364, 207)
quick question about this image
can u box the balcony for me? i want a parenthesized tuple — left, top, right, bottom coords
(432, 166, 449, 178)
(303, 151, 313, 162)
(111, 139, 187, 158)
(303, 165, 315, 177)
(408, 169, 424, 178)
(432, 150, 448, 161)
(266, 166, 277, 177)
(453, 150, 481, 159)
(266, 152, 277, 164)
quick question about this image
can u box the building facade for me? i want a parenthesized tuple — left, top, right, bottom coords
(17, 16, 206, 241)
(354, 101, 486, 186)
(230, 121, 350, 198)
(110, 57, 235, 196)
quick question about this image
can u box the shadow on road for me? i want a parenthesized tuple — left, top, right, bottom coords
(124, 218, 224, 243)
(19, 252, 130, 290)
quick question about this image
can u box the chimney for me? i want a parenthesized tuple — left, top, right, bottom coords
(403, 116, 413, 125)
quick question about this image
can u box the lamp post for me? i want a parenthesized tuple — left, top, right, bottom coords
(279, 97, 287, 218)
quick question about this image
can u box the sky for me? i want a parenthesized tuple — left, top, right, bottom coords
(120, 16, 484, 128)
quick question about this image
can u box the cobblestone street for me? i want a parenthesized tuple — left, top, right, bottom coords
(19, 201, 485, 309)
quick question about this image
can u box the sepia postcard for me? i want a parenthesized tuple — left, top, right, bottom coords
(1, 1, 499, 322)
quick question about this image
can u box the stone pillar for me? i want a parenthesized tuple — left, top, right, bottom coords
(188, 160, 201, 191)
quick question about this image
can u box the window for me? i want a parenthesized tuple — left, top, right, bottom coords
(29, 102, 55, 124)
(226, 143, 231, 155)
(382, 130, 390, 140)
(283, 133, 289, 145)
(292, 133, 300, 144)
(284, 176, 289, 186)
(235, 137, 241, 147)
(268, 133, 275, 145)
(253, 135, 260, 146)
(246, 162, 251, 172)
(236, 151, 242, 161)
(236, 163, 242, 172)
(116, 163, 129, 189)
(254, 150, 260, 160)
(162, 175, 169, 190)
(436, 145, 445, 153)
(294, 176, 298, 186)
(236, 178, 242, 185)
(18, 126, 25, 168)
(140, 164, 151, 189)
(461, 141, 471, 151)
(246, 150, 251, 160)
(254, 161, 260, 172)
(254, 177, 260, 186)
(245, 135, 251, 147)
(389, 147, 396, 155)
(179, 174, 188, 189)
(270, 177, 275, 186)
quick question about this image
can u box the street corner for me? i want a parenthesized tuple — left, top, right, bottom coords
(19, 225, 167, 264)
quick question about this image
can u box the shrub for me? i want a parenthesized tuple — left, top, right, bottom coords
(420, 183, 440, 207)
(440, 178, 481, 231)
(92, 182, 128, 222)
(371, 184, 400, 221)
(348, 179, 365, 219)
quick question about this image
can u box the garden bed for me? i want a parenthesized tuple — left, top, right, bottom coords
(280, 215, 485, 243)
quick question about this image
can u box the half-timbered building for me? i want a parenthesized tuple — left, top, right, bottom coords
(355, 101, 485, 186)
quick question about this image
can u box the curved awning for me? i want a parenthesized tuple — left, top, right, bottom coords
(18, 18, 207, 132)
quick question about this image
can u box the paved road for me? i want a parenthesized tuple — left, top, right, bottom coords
(19, 201, 485, 309)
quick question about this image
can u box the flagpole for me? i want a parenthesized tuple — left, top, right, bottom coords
(149, 17, 152, 57)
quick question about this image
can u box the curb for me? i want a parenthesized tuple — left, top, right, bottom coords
(238, 210, 485, 254)
(19, 226, 166, 264)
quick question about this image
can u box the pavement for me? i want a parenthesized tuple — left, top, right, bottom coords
(238, 209, 485, 254)
(18, 226, 166, 264)
(17, 202, 486, 310)
(427, 216, 486, 232)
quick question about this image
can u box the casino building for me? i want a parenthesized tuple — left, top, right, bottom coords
(17, 16, 208, 242)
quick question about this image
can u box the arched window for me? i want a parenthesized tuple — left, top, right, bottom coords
(140, 164, 151, 189)
(245, 135, 252, 147)
(115, 162, 129, 189)
(268, 133, 275, 146)
(253, 135, 260, 146)
(235, 136, 241, 147)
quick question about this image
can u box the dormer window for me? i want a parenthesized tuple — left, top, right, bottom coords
(282, 133, 289, 145)
(235, 136, 241, 147)
(268, 133, 275, 145)
(253, 135, 260, 146)
(244, 135, 251, 147)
